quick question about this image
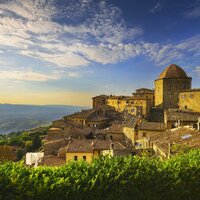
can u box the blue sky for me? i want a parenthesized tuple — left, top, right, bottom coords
(0, 0, 200, 106)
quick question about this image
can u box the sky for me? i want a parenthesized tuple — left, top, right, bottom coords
(0, 0, 200, 106)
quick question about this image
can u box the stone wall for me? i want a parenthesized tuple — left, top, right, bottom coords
(179, 90, 200, 112)
(155, 78, 191, 109)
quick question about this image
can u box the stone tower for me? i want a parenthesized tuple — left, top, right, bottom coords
(155, 64, 192, 109)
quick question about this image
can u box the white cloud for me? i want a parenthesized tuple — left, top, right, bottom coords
(0, 70, 59, 81)
(144, 34, 200, 66)
(66, 72, 81, 78)
(67, 43, 143, 64)
(20, 50, 89, 67)
(184, 6, 200, 18)
(150, 2, 163, 13)
(194, 66, 200, 77)
(0, 0, 143, 68)
(0, 0, 200, 72)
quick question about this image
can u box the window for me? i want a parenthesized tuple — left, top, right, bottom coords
(74, 156, 78, 161)
(190, 94, 194, 99)
(131, 109, 135, 113)
(142, 132, 146, 137)
(182, 94, 186, 99)
(83, 156, 86, 161)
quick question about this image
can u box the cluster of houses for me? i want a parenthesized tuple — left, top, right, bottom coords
(26, 64, 200, 166)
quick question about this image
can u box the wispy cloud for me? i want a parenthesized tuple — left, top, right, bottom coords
(184, 6, 200, 18)
(150, 2, 163, 13)
(0, 70, 59, 81)
(0, 0, 200, 77)
(145, 34, 200, 66)
(194, 66, 200, 77)
(0, 0, 142, 68)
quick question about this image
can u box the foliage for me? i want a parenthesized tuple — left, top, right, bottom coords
(0, 146, 16, 161)
(0, 127, 48, 161)
(1, 149, 200, 200)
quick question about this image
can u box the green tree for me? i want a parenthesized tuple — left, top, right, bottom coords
(16, 148, 25, 161)
(31, 135, 42, 151)
(25, 141, 33, 152)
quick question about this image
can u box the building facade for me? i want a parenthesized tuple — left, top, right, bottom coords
(132, 88, 155, 106)
(155, 64, 192, 109)
(92, 95, 109, 109)
(179, 89, 200, 112)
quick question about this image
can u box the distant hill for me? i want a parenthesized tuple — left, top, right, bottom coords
(0, 104, 86, 134)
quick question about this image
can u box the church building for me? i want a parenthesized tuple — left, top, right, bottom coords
(155, 64, 192, 109)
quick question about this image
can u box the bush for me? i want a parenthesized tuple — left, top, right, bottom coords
(1, 150, 200, 200)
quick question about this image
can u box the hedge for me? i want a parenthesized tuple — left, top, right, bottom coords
(1, 150, 200, 200)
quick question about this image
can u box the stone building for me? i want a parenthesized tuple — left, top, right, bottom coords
(106, 93, 152, 118)
(152, 126, 200, 159)
(179, 89, 200, 112)
(65, 139, 132, 163)
(92, 95, 109, 109)
(64, 109, 109, 129)
(94, 123, 125, 141)
(124, 97, 152, 118)
(155, 64, 192, 109)
(164, 109, 200, 129)
(132, 88, 155, 106)
(106, 96, 126, 112)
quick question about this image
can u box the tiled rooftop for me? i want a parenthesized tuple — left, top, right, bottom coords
(153, 127, 200, 155)
(138, 121, 166, 131)
(166, 110, 200, 121)
(66, 139, 128, 153)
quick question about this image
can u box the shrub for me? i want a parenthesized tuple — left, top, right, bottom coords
(0, 150, 200, 200)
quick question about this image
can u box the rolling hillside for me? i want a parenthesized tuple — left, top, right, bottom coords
(0, 104, 85, 134)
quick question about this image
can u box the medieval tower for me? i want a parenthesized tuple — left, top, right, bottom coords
(155, 64, 192, 109)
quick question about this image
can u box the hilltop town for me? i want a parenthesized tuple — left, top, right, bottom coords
(24, 64, 200, 166)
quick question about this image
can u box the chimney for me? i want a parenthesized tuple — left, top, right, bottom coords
(110, 143, 115, 150)
(168, 142, 172, 159)
(178, 120, 181, 127)
(197, 117, 200, 131)
(110, 143, 114, 157)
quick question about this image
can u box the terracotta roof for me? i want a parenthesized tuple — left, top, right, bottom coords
(106, 124, 124, 134)
(92, 95, 109, 99)
(66, 139, 127, 153)
(95, 123, 124, 135)
(135, 88, 154, 93)
(138, 121, 166, 131)
(123, 116, 141, 128)
(108, 96, 127, 100)
(65, 109, 95, 119)
(88, 115, 109, 122)
(153, 127, 200, 155)
(63, 123, 95, 137)
(166, 110, 200, 121)
(40, 155, 65, 166)
(158, 64, 190, 79)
